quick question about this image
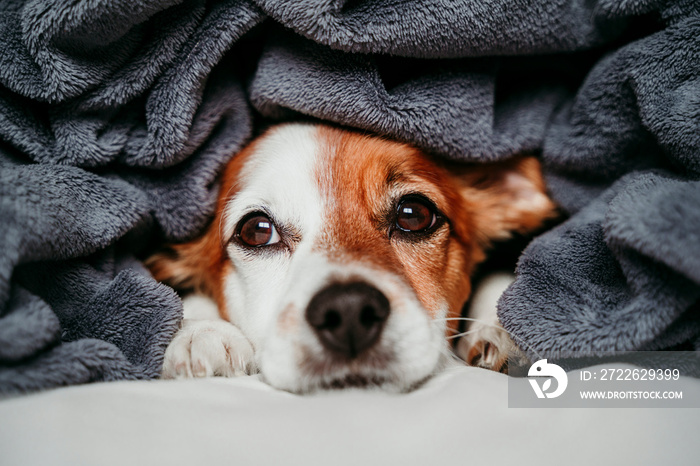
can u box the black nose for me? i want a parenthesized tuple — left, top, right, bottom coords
(305, 282, 390, 359)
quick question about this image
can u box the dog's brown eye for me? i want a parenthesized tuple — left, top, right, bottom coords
(237, 213, 281, 247)
(396, 197, 437, 232)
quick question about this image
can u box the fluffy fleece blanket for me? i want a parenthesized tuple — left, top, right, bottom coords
(1, 0, 698, 393)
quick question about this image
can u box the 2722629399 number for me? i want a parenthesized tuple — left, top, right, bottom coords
(599, 368, 680, 381)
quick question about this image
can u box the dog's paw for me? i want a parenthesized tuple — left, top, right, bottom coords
(162, 319, 256, 379)
(455, 323, 517, 374)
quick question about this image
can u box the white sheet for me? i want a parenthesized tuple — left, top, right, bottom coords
(1, 365, 697, 466)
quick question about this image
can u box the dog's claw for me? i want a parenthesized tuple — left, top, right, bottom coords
(162, 319, 256, 379)
(456, 324, 515, 374)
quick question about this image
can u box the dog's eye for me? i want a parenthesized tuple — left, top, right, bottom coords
(237, 213, 281, 247)
(396, 196, 437, 232)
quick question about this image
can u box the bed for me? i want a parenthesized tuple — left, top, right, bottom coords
(2, 364, 699, 466)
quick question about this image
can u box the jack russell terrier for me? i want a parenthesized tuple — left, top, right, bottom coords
(147, 123, 556, 393)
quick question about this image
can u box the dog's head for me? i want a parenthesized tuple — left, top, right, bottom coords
(149, 123, 556, 392)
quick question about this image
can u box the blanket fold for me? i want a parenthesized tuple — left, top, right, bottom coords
(1, 0, 698, 393)
(253, 0, 623, 57)
(500, 171, 700, 355)
(250, 34, 569, 161)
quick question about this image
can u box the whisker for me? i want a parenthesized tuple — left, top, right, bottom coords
(433, 316, 507, 332)
(445, 329, 485, 341)
(432, 316, 544, 360)
(445, 326, 471, 335)
(435, 317, 486, 320)
(504, 332, 544, 361)
(433, 317, 493, 324)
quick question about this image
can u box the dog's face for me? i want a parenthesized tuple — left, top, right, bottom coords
(150, 123, 555, 392)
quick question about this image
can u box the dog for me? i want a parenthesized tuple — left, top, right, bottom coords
(147, 123, 556, 393)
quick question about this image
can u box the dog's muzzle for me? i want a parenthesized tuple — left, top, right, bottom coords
(305, 282, 390, 359)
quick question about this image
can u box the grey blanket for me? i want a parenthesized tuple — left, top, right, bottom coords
(1, 0, 698, 393)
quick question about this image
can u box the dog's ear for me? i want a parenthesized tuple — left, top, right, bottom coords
(145, 227, 225, 301)
(448, 156, 558, 246)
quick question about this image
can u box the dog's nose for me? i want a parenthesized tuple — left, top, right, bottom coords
(305, 282, 390, 359)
